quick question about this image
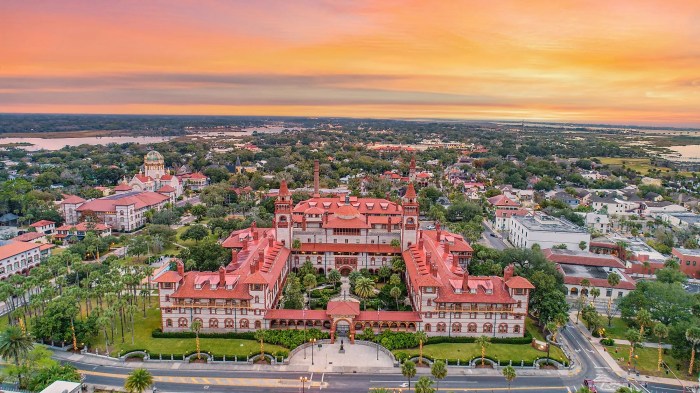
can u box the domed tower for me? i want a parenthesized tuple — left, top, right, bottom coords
(144, 150, 165, 179)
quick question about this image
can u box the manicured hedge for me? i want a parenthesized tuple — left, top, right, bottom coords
(152, 328, 328, 350)
(425, 333, 533, 346)
(152, 329, 255, 340)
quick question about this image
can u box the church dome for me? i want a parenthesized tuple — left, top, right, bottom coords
(335, 204, 361, 220)
(145, 150, 164, 163)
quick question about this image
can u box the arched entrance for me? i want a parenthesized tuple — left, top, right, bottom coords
(335, 320, 350, 337)
(339, 266, 352, 276)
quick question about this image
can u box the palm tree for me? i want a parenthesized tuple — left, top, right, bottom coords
(354, 277, 375, 310)
(390, 286, 402, 310)
(401, 360, 417, 391)
(686, 326, 700, 375)
(475, 335, 491, 366)
(554, 313, 568, 341)
(254, 330, 266, 361)
(191, 319, 202, 359)
(652, 322, 668, 372)
(430, 360, 447, 392)
(414, 376, 435, 393)
(545, 322, 557, 361)
(0, 325, 33, 387)
(636, 309, 652, 337)
(124, 368, 154, 393)
(328, 269, 341, 289)
(415, 331, 428, 366)
(624, 329, 642, 365)
(589, 288, 600, 306)
(502, 365, 517, 392)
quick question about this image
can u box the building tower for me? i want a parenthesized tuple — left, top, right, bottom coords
(143, 150, 166, 179)
(401, 183, 419, 250)
(313, 159, 320, 197)
(275, 179, 293, 246)
(409, 155, 417, 182)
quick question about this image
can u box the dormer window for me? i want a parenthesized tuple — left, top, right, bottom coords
(210, 284, 217, 290)
(470, 289, 477, 294)
(425, 287, 434, 293)
(486, 289, 493, 294)
(195, 284, 202, 290)
(226, 285, 233, 290)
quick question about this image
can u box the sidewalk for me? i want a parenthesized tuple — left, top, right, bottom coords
(568, 313, 689, 387)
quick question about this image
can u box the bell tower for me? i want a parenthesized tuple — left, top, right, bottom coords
(401, 183, 419, 250)
(275, 180, 293, 246)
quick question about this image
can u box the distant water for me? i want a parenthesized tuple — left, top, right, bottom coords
(667, 145, 700, 159)
(0, 136, 172, 151)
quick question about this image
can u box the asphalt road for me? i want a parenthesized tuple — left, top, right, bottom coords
(66, 323, 690, 393)
(481, 222, 509, 251)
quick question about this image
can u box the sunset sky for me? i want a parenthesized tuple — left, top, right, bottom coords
(2, 0, 699, 126)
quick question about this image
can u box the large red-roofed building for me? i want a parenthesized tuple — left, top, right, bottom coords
(156, 175, 533, 341)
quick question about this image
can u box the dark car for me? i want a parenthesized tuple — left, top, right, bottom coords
(583, 379, 598, 393)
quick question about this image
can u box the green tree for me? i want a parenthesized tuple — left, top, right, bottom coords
(303, 273, 317, 296)
(378, 266, 392, 283)
(354, 277, 375, 309)
(191, 204, 207, 221)
(475, 335, 491, 366)
(0, 325, 34, 387)
(652, 322, 669, 371)
(502, 365, 517, 392)
(292, 238, 302, 250)
(124, 368, 153, 393)
(415, 376, 435, 393)
(401, 360, 417, 391)
(389, 273, 401, 286)
(191, 318, 203, 359)
(179, 238, 230, 271)
(636, 309, 653, 337)
(127, 235, 149, 261)
(578, 241, 587, 251)
(390, 286, 402, 310)
(581, 305, 602, 333)
(283, 275, 304, 309)
(686, 326, 700, 375)
(327, 269, 341, 289)
(415, 330, 428, 365)
(430, 359, 447, 392)
(625, 329, 643, 364)
(180, 224, 209, 243)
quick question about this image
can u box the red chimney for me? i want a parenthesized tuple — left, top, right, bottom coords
(302, 216, 307, 231)
(418, 238, 424, 249)
(258, 249, 265, 262)
(387, 217, 391, 233)
(242, 238, 249, 250)
(504, 264, 514, 282)
(219, 266, 226, 287)
(430, 263, 438, 277)
(313, 159, 320, 197)
(268, 236, 274, 248)
(426, 251, 432, 263)
(252, 228, 259, 241)
(444, 242, 450, 254)
(462, 271, 470, 291)
(231, 249, 238, 263)
(436, 222, 441, 241)
(251, 259, 258, 273)
(176, 260, 184, 276)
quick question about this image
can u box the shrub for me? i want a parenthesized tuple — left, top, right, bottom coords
(600, 338, 615, 346)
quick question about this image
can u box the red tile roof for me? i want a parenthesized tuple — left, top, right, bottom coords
(188, 172, 207, 179)
(487, 195, 520, 207)
(114, 183, 133, 191)
(56, 222, 110, 232)
(293, 196, 402, 216)
(264, 309, 329, 320)
(77, 191, 168, 212)
(505, 276, 535, 289)
(279, 180, 290, 196)
(0, 241, 41, 260)
(39, 244, 54, 252)
(323, 215, 371, 229)
(171, 272, 248, 299)
(30, 220, 55, 227)
(157, 185, 176, 193)
(11, 232, 45, 242)
(326, 301, 360, 316)
(405, 183, 417, 198)
(153, 271, 183, 283)
(357, 311, 422, 322)
(495, 209, 529, 218)
(134, 174, 153, 183)
(562, 274, 636, 290)
(160, 174, 174, 180)
(61, 195, 86, 204)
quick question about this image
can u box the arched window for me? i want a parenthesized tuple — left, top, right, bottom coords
(371, 257, 376, 265)
(517, 301, 522, 308)
(166, 319, 173, 327)
(514, 325, 521, 334)
(178, 318, 188, 328)
(570, 287, 579, 296)
(437, 323, 446, 332)
(254, 296, 260, 304)
(240, 319, 249, 329)
(209, 319, 219, 328)
(451, 323, 462, 333)
(483, 323, 492, 333)
(424, 324, 431, 332)
(467, 323, 477, 333)
(498, 323, 508, 333)
(225, 318, 234, 328)
(254, 320, 262, 329)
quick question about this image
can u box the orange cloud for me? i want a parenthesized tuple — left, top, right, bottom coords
(1, 0, 699, 125)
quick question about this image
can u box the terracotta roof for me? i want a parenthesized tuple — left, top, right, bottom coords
(221, 227, 271, 248)
(506, 276, 535, 289)
(293, 196, 402, 216)
(153, 271, 182, 283)
(0, 241, 41, 260)
(404, 183, 417, 199)
(279, 180, 290, 196)
(11, 232, 45, 242)
(114, 183, 132, 191)
(323, 215, 371, 229)
(76, 191, 168, 212)
(56, 222, 110, 232)
(357, 311, 422, 322)
(264, 309, 328, 320)
(39, 244, 54, 251)
(562, 275, 636, 290)
(495, 209, 529, 218)
(157, 185, 176, 193)
(326, 301, 360, 316)
(171, 272, 248, 299)
(160, 174, 174, 180)
(30, 220, 55, 227)
(487, 195, 519, 207)
(61, 195, 86, 204)
(134, 174, 153, 183)
(188, 172, 207, 179)
(543, 249, 625, 269)
(242, 271, 269, 285)
(298, 243, 400, 254)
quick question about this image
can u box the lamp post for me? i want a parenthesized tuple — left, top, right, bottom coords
(310, 338, 317, 365)
(376, 341, 379, 360)
(299, 376, 308, 393)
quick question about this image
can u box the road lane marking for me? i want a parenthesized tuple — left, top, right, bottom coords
(370, 387, 568, 392)
(80, 370, 328, 388)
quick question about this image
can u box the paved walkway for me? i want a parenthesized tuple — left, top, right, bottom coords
(288, 340, 394, 373)
(568, 312, 691, 388)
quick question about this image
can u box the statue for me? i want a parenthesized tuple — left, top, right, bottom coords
(339, 339, 345, 353)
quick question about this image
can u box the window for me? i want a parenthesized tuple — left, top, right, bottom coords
(498, 323, 508, 333)
(514, 325, 521, 334)
(606, 288, 613, 297)
(439, 312, 445, 318)
(483, 323, 492, 333)
(240, 319, 249, 328)
(254, 320, 262, 329)
(225, 318, 234, 328)
(437, 323, 446, 332)
(424, 324, 431, 332)
(516, 301, 522, 308)
(209, 319, 219, 328)
(164, 295, 170, 302)
(451, 323, 461, 333)
(468, 323, 477, 333)
(166, 319, 172, 327)
(178, 318, 188, 328)
(501, 313, 508, 319)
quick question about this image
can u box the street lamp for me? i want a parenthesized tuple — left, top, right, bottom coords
(299, 376, 308, 393)
(376, 341, 379, 360)
(310, 338, 317, 365)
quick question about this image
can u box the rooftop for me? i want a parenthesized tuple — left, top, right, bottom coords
(674, 247, 700, 257)
(512, 214, 587, 233)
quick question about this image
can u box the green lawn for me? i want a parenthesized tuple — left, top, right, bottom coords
(526, 317, 546, 341)
(601, 317, 630, 340)
(89, 306, 285, 358)
(612, 345, 694, 381)
(394, 342, 567, 365)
